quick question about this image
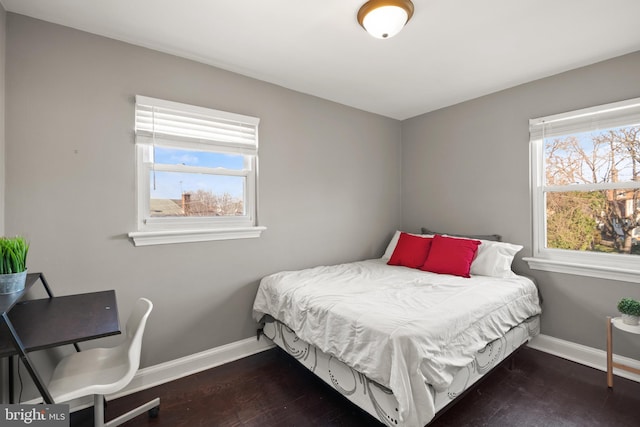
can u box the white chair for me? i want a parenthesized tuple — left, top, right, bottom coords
(47, 298, 160, 427)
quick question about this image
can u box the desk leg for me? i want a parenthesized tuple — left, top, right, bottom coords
(1, 313, 54, 403)
(606, 316, 613, 388)
(37, 272, 54, 299)
(8, 356, 13, 403)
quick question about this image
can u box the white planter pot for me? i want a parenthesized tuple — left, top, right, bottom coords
(621, 313, 640, 326)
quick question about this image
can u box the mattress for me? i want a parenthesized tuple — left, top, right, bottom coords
(253, 258, 541, 426)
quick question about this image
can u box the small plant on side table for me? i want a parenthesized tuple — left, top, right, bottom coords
(617, 297, 640, 326)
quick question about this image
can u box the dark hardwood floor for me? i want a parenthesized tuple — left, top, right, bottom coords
(71, 347, 640, 426)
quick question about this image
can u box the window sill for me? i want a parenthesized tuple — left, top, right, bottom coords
(523, 256, 640, 284)
(128, 226, 266, 247)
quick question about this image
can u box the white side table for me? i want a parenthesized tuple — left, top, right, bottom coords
(606, 316, 640, 387)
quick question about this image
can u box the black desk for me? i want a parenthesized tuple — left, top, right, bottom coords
(0, 273, 120, 403)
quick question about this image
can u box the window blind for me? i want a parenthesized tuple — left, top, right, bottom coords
(135, 95, 259, 155)
(530, 97, 640, 140)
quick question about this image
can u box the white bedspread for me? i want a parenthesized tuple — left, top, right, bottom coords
(252, 259, 541, 427)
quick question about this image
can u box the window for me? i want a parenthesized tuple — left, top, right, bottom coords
(525, 97, 640, 282)
(128, 96, 265, 246)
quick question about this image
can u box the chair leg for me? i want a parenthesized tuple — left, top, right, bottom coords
(104, 397, 160, 427)
(94, 394, 106, 427)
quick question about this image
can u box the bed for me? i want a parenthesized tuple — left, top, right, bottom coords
(253, 231, 542, 427)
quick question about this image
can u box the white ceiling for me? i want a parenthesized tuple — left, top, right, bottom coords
(2, 0, 640, 120)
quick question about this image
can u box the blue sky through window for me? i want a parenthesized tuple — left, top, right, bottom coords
(150, 147, 245, 199)
(154, 147, 244, 169)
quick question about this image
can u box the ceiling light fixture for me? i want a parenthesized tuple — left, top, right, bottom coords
(357, 0, 414, 39)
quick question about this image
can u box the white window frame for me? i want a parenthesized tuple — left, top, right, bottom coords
(524, 97, 640, 283)
(128, 96, 265, 246)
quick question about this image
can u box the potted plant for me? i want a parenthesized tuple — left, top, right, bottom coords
(617, 297, 640, 326)
(0, 236, 29, 294)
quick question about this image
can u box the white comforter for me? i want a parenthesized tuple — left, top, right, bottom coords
(252, 259, 541, 427)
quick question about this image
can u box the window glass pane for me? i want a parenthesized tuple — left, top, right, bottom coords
(149, 171, 245, 217)
(546, 189, 640, 255)
(545, 126, 640, 186)
(153, 147, 244, 170)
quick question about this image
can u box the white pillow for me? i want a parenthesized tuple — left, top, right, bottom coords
(381, 231, 402, 260)
(470, 240, 523, 278)
(381, 230, 433, 261)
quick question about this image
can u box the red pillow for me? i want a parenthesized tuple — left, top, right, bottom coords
(388, 233, 433, 269)
(420, 235, 480, 278)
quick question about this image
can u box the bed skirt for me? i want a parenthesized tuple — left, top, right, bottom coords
(262, 315, 540, 427)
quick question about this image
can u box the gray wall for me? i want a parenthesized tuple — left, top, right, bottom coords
(402, 51, 640, 357)
(4, 13, 401, 373)
(0, 2, 5, 401)
(0, 4, 5, 235)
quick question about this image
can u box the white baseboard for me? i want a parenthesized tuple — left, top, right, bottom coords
(111, 336, 274, 401)
(25, 336, 275, 412)
(527, 333, 640, 383)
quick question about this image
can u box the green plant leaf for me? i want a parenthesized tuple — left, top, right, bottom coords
(0, 236, 28, 274)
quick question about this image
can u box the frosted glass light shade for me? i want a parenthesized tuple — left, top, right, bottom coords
(357, 0, 414, 39)
(362, 6, 407, 39)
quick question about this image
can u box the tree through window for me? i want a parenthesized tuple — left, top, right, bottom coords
(527, 97, 640, 282)
(545, 127, 640, 254)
